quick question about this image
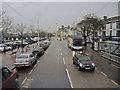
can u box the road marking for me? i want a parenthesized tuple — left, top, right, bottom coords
(60, 49, 61, 51)
(22, 78, 34, 88)
(29, 69, 33, 75)
(95, 54, 120, 69)
(37, 61, 40, 63)
(111, 80, 120, 87)
(61, 53, 63, 56)
(112, 64, 120, 69)
(101, 72, 107, 77)
(21, 77, 27, 85)
(66, 69, 73, 88)
(34, 64, 37, 68)
(63, 58, 65, 64)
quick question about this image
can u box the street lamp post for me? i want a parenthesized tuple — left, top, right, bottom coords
(35, 30, 40, 47)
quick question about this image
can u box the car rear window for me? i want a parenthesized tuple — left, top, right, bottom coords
(17, 55, 28, 58)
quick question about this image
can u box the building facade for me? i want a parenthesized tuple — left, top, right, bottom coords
(101, 16, 120, 41)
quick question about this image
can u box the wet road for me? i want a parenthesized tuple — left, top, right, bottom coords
(1, 39, 120, 88)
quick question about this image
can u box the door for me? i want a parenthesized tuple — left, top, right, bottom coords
(2, 68, 13, 88)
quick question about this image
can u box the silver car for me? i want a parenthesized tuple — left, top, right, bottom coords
(14, 53, 37, 68)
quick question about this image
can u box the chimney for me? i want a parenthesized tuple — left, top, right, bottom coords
(103, 16, 107, 19)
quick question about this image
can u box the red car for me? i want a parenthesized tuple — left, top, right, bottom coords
(0, 67, 19, 89)
(32, 47, 44, 56)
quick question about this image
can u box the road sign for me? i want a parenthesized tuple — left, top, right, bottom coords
(0, 37, 4, 41)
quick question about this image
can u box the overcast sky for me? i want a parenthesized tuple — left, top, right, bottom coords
(2, 1, 119, 33)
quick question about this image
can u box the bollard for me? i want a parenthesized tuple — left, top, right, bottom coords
(25, 47, 27, 52)
(33, 44, 34, 48)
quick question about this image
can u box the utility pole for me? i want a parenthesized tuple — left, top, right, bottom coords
(37, 19, 40, 47)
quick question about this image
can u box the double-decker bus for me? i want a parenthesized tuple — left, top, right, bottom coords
(67, 34, 83, 51)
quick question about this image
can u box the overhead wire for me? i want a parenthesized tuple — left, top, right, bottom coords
(4, 3, 34, 22)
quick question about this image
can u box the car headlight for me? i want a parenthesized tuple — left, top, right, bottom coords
(92, 63, 95, 66)
(80, 63, 83, 67)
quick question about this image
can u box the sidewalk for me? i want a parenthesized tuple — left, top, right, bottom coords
(84, 44, 120, 66)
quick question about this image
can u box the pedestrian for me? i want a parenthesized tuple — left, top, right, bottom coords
(18, 46, 19, 50)
(25, 47, 27, 52)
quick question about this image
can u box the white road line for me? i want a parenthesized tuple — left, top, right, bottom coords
(61, 53, 63, 56)
(60, 49, 61, 51)
(63, 58, 65, 64)
(66, 69, 73, 88)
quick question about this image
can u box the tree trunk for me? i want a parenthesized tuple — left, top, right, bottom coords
(84, 36, 87, 47)
(92, 35, 95, 49)
(21, 38, 24, 53)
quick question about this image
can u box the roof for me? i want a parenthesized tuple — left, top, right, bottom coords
(103, 16, 120, 24)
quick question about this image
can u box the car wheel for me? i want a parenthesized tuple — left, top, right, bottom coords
(73, 61, 75, 65)
(91, 68, 95, 71)
(29, 63, 32, 68)
(15, 75, 19, 81)
(77, 65, 81, 71)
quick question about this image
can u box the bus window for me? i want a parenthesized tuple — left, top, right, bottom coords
(73, 40, 82, 46)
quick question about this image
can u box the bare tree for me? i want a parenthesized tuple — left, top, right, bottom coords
(84, 14, 103, 49)
(77, 14, 103, 48)
(77, 18, 91, 47)
(0, 11, 13, 43)
(15, 23, 26, 53)
(26, 25, 35, 38)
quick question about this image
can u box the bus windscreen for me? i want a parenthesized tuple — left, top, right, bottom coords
(73, 39, 82, 46)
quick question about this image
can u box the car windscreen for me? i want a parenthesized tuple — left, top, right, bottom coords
(103, 44, 110, 50)
(17, 55, 28, 58)
(110, 45, 118, 52)
(78, 55, 91, 61)
(115, 47, 120, 54)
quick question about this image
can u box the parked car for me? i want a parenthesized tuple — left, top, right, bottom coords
(32, 47, 44, 56)
(14, 53, 37, 68)
(73, 53, 95, 71)
(0, 45, 5, 52)
(4, 43, 15, 50)
(39, 43, 48, 50)
(24, 40, 33, 44)
(13, 41, 21, 47)
(43, 40, 50, 47)
(1, 67, 19, 89)
(0, 44, 12, 52)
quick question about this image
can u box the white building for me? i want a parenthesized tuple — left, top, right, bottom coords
(100, 16, 120, 41)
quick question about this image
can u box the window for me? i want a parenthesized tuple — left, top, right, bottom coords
(102, 31, 106, 36)
(117, 22, 120, 29)
(110, 31, 112, 36)
(2, 68, 11, 81)
(116, 31, 120, 36)
(104, 24, 106, 29)
(95, 32, 97, 36)
(110, 23, 112, 29)
(17, 55, 28, 58)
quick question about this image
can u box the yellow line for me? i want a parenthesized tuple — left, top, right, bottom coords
(29, 69, 33, 75)
(21, 77, 27, 85)
(101, 72, 107, 77)
(37, 61, 40, 63)
(111, 80, 120, 87)
(112, 64, 120, 69)
(34, 64, 37, 68)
